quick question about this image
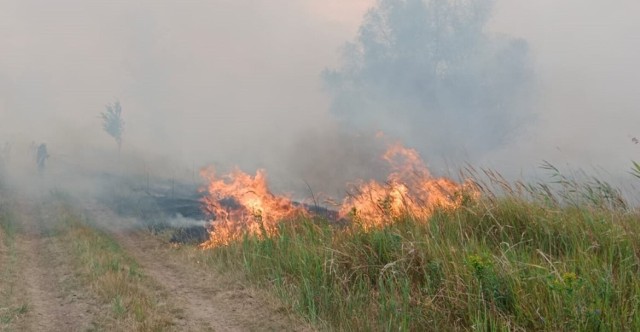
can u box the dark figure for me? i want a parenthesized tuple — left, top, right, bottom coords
(2, 142, 10, 162)
(36, 143, 49, 173)
(0, 142, 8, 170)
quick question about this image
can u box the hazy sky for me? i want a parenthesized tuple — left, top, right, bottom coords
(487, 0, 640, 179)
(1, 0, 639, 190)
(0, 1, 364, 160)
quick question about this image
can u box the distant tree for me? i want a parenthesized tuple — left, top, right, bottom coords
(324, 0, 532, 159)
(101, 101, 125, 152)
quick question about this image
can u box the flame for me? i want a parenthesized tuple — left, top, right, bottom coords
(199, 168, 306, 248)
(199, 142, 477, 247)
(339, 143, 474, 230)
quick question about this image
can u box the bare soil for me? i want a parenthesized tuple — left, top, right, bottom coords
(7, 200, 102, 331)
(1, 196, 314, 332)
(114, 230, 313, 332)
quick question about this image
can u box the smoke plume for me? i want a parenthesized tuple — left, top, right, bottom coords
(324, 0, 532, 166)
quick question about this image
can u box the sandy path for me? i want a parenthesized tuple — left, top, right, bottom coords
(13, 201, 101, 332)
(3, 193, 313, 331)
(114, 230, 312, 332)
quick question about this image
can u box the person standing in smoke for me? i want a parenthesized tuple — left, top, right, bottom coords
(2, 142, 10, 163)
(0, 142, 9, 172)
(36, 143, 49, 174)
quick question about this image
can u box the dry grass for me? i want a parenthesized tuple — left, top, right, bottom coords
(201, 169, 640, 331)
(0, 205, 29, 327)
(54, 202, 176, 331)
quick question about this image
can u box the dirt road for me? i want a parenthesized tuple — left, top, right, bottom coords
(114, 230, 311, 332)
(1, 199, 102, 331)
(1, 196, 313, 331)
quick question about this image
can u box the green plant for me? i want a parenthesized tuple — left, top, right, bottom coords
(199, 173, 640, 331)
(631, 161, 640, 180)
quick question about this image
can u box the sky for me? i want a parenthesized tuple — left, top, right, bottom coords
(1, 0, 639, 195)
(486, 0, 640, 180)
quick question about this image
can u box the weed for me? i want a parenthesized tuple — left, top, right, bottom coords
(111, 295, 126, 317)
(0, 208, 23, 329)
(632, 161, 640, 180)
(54, 202, 174, 331)
(0, 304, 28, 324)
(202, 172, 640, 331)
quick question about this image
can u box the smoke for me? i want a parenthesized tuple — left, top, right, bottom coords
(0, 0, 638, 202)
(280, 125, 389, 199)
(483, 0, 640, 182)
(166, 214, 207, 228)
(324, 0, 533, 167)
(0, 0, 353, 173)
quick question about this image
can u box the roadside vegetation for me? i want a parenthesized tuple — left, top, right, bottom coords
(199, 169, 640, 331)
(0, 204, 28, 326)
(52, 198, 175, 331)
(2, 189, 175, 331)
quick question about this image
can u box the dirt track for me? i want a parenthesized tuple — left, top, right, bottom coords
(114, 230, 311, 332)
(87, 202, 314, 331)
(1, 197, 313, 331)
(5, 201, 102, 331)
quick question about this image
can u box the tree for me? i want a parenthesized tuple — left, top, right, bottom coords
(101, 101, 125, 152)
(324, 0, 532, 160)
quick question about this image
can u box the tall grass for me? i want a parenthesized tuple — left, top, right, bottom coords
(202, 170, 640, 331)
(0, 207, 28, 326)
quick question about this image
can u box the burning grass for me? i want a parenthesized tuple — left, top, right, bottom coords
(339, 143, 478, 230)
(195, 162, 640, 330)
(199, 143, 474, 247)
(199, 168, 308, 247)
(187, 140, 640, 329)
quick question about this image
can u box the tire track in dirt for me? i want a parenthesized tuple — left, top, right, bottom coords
(13, 201, 101, 332)
(114, 230, 313, 332)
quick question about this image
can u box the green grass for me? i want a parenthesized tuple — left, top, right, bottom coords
(0, 304, 28, 324)
(53, 204, 174, 331)
(0, 210, 18, 238)
(0, 207, 28, 326)
(199, 175, 640, 331)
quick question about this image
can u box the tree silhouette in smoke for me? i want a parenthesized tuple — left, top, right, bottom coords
(101, 101, 125, 152)
(324, 0, 532, 160)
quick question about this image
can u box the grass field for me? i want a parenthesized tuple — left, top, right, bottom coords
(2, 165, 639, 331)
(198, 171, 640, 331)
(0, 204, 27, 326)
(53, 201, 176, 331)
(0, 193, 176, 331)
(0, 188, 309, 331)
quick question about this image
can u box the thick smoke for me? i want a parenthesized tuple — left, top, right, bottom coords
(324, 0, 532, 165)
(281, 126, 389, 199)
(0, 0, 638, 203)
(0, 0, 354, 175)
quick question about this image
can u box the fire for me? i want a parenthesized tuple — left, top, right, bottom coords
(339, 143, 474, 230)
(199, 168, 306, 248)
(199, 142, 477, 247)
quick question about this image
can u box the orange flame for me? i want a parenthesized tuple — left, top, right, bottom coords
(199, 168, 305, 248)
(200, 142, 477, 247)
(339, 143, 474, 230)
